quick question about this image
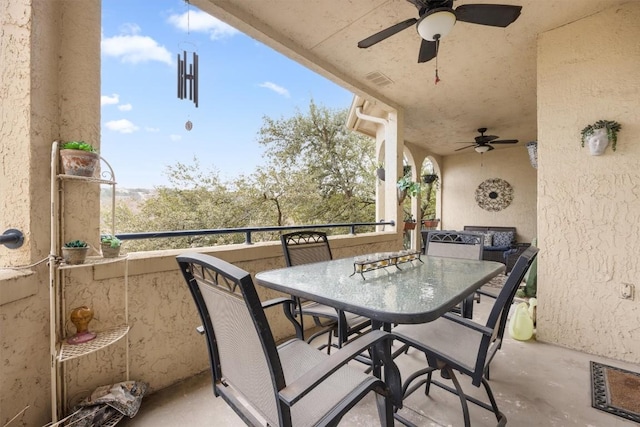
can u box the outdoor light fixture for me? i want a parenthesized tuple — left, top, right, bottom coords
(475, 145, 491, 153)
(416, 8, 457, 41)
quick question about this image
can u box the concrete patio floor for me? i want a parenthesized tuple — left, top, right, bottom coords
(119, 295, 639, 426)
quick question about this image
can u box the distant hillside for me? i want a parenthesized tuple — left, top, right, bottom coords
(101, 187, 156, 212)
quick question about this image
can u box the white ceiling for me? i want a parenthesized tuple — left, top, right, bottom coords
(191, 0, 627, 156)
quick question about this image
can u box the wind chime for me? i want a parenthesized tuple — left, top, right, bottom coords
(177, 1, 199, 130)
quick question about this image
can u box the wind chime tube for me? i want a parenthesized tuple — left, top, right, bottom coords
(188, 63, 193, 101)
(177, 53, 183, 99)
(182, 51, 187, 100)
(193, 52, 199, 108)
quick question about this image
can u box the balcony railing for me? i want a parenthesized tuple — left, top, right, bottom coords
(114, 220, 395, 245)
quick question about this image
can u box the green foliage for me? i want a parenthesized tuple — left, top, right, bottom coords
(107, 101, 377, 251)
(100, 235, 121, 248)
(62, 141, 96, 152)
(64, 240, 87, 248)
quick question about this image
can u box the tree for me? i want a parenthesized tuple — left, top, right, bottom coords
(108, 101, 378, 251)
(257, 100, 376, 226)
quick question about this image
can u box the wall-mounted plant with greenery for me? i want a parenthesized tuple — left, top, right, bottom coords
(397, 174, 420, 205)
(580, 120, 622, 156)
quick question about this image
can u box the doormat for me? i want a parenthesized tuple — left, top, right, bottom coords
(591, 361, 640, 423)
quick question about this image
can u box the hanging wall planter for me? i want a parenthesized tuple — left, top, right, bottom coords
(580, 120, 622, 156)
(422, 174, 438, 184)
(526, 141, 538, 169)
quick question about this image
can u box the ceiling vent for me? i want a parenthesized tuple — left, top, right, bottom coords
(365, 71, 393, 88)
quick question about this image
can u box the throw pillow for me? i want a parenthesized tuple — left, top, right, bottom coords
(483, 232, 494, 247)
(493, 231, 514, 247)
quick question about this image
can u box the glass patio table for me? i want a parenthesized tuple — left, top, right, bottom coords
(255, 255, 505, 409)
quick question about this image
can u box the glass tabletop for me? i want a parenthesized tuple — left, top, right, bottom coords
(255, 256, 505, 325)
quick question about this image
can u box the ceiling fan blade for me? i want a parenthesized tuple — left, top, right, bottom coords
(417, 39, 437, 63)
(489, 139, 519, 144)
(358, 18, 417, 48)
(477, 135, 499, 143)
(455, 145, 476, 152)
(454, 4, 522, 28)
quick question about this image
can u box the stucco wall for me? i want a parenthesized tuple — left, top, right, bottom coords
(537, 3, 640, 361)
(441, 146, 537, 243)
(1, 1, 59, 425)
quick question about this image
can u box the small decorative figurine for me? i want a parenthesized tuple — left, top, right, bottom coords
(67, 306, 97, 345)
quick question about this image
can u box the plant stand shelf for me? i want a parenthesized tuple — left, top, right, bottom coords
(58, 325, 130, 362)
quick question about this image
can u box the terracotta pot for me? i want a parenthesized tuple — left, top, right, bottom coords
(61, 246, 89, 265)
(60, 149, 100, 177)
(101, 243, 121, 258)
(403, 221, 417, 231)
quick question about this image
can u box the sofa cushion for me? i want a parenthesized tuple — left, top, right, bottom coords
(482, 232, 494, 247)
(493, 231, 514, 247)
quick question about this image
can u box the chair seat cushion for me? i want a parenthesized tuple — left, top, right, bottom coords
(302, 301, 370, 328)
(277, 339, 376, 426)
(393, 317, 483, 374)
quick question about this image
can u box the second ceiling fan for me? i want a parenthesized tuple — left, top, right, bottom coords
(456, 128, 519, 153)
(358, 0, 522, 63)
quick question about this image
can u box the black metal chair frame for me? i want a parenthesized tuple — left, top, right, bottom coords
(177, 252, 394, 427)
(280, 231, 371, 351)
(392, 247, 539, 427)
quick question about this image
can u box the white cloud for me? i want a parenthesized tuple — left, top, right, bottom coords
(259, 82, 290, 98)
(101, 32, 173, 65)
(169, 134, 182, 142)
(101, 94, 120, 106)
(105, 119, 139, 134)
(167, 10, 238, 40)
(119, 23, 141, 35)
(118, 103, 133, 111)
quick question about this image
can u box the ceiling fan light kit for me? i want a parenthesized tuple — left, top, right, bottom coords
(475, 145, 491, 153)
(417, 8, 456, 41)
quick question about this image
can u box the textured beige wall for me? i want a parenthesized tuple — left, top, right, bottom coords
(441, 146, 538, 243)
(0, 1, 101, 425)
(537, 3, 640, 361)
(1, 1, 58, 425)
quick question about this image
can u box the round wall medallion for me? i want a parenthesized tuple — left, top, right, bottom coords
(475, 178, 513, 212)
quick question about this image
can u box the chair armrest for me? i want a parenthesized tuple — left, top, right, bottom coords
(262, 297, 304, 339)
(261, 296, 292, 309)
(278, 329, 393, 406)
(442, 312, 493, 336)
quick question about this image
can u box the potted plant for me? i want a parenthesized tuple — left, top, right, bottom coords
(59, 140, 100, 177)
(100, 235, 122, 258)
(403, 213, 417, 231)
(580, 120, 622, 156)
(397, 175, 420, 205)
(421, 174, 439, 184)
(376, 163, 385, 181)
(62, 240, 90, 265)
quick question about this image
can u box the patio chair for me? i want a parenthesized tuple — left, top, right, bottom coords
(424, 231, 485, 319)
(176, 252, 394, 427)
(280, 231, 371, 351)
(392, 246, 539, 427)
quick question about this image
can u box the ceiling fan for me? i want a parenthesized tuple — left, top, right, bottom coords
(455, 128, 519, 153)
(357, 0, 522, 63)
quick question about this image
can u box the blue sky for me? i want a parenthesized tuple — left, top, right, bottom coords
(101, 0, 354, 188)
